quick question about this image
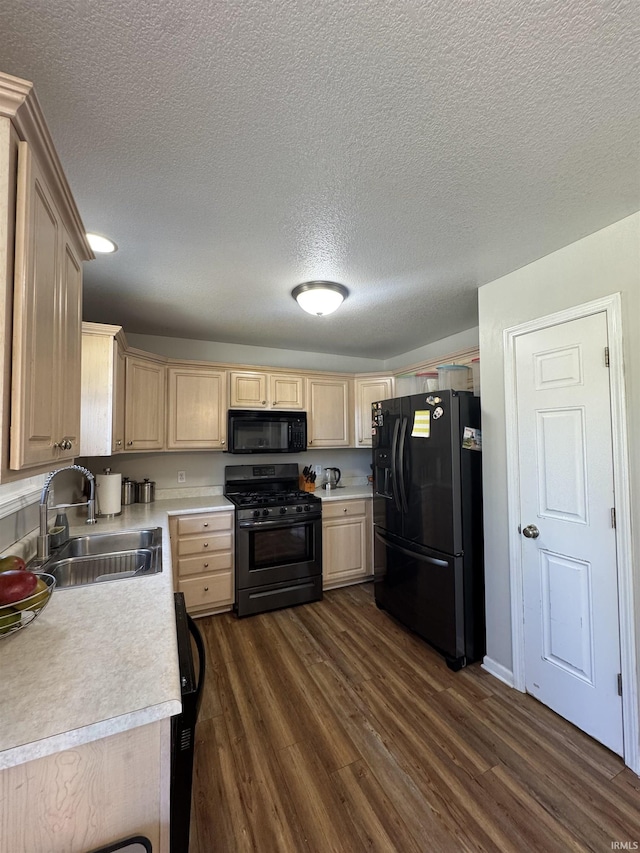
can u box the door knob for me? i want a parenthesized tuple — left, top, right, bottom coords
(522, 524, 540, 539)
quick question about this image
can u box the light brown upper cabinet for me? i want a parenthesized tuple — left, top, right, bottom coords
(124, 352, 166, 451)
(229, 369, 305, 410)
(167, 364, 227, 450)
(80, 323, 127, 456)
(354, 375, 394, 448)
(306, 375, 352, 448)
(3, 74, 92, 476)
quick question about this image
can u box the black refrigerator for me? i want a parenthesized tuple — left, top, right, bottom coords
(372, 390, 484, 671)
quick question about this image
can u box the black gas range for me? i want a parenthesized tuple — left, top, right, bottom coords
(224, 464, 323, 617)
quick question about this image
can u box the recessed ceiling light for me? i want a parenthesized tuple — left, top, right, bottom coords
(292, 281, 349, 316)
(86, 232, 118, 253)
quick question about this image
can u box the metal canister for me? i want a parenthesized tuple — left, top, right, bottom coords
(136, 478, 156, 503)
(121, 478, 137, 505)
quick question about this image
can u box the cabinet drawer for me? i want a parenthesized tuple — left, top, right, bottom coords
(178, 551, 233, 578)
(176, 512, 232, 536)
(322, 499, 367, 519)
(177, 531, 232, 556)
(179, 571, 233, 610)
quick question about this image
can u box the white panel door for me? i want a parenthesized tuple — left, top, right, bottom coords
(516, 311, 623, 755)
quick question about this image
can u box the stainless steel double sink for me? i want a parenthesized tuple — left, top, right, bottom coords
(35, 527, 163, 588)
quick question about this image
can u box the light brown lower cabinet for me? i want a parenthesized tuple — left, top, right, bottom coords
(169, 511, 234, 615)
(322, 498, 373, 589)
(0, 718, 170, 853)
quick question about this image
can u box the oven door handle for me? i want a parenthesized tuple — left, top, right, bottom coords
(186, 613, 206, 717)
(238, 515, 321, 530)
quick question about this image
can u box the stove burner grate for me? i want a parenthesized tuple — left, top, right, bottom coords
(227, 489, 320, 508)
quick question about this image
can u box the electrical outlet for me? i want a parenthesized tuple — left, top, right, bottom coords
(177, 471, 186, 484)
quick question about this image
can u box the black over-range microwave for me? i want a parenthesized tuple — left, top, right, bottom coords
(227, 410, 307, 454)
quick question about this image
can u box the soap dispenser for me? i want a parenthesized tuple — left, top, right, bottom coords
(50, 511, 69, 548)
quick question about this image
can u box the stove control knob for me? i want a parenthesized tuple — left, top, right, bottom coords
(304, 504, 311, 512)
(253, 510, 260, 518)
(279, 506, 287, 515)
(262, 508, 270, 517)
(296, 505, 303, 513)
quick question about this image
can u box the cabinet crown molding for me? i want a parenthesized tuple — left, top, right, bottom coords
(0, 71, 92, 260)
(0, 72, 32, 117)
(82, 321, 128, 349)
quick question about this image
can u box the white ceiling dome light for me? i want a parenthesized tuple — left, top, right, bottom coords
(86, 232, 118, 253)
(292, 281, 349, 316)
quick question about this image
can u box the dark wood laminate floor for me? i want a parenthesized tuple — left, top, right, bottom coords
(189, 583, 640, 852)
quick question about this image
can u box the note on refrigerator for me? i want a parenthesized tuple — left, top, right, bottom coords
(411, 410, 431, 438)
(462, 426, 482, 451)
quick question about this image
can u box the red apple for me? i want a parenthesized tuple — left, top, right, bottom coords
(0, 555, 27, 573)
(0, 569, 37, 605)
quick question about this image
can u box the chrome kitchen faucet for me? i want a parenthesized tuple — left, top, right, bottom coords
(37, 465, 97, 561)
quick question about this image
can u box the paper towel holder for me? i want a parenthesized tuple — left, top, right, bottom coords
(96, 467, 123, 518)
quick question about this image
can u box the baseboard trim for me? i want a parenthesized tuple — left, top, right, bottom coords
(482, 656, 517, 689)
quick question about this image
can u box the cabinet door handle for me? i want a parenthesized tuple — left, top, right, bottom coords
(343, 508, 348, 513)
(204, 586, 209, 592)
(116, 439, 122, 446)
(203, 542, 209, 548)
(127, 440, 133, 446)
(203, 522, 209, 528)
(204, 563, 209, 568)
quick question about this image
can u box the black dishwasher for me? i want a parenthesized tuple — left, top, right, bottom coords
(171, 592, 205, 853)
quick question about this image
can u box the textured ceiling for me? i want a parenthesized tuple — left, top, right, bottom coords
(2, 0, 639, 359)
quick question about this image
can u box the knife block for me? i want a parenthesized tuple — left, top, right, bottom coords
(299, 476, 315, 492)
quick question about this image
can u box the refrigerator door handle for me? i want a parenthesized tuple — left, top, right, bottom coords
(375, 529, 449, 567)
(390, 418, 402, 512)
(398, 416, 410, 513)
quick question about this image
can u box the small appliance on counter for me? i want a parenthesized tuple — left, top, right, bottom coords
(322, 467, 341, 490)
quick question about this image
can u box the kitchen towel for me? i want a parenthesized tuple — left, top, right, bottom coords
(96, 472, 122, 516)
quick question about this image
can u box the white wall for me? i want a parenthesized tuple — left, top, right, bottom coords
(128, 328, 479, 375)
(126, 334, 387, 374)
(478, 211, 640, 675)
(80, 447, 372, 493)
(384, 327, 479, 372)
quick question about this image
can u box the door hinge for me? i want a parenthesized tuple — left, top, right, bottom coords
(618, 673, 623, 696)
(605, 346, 610, 367)
(611, 507, 616, 529)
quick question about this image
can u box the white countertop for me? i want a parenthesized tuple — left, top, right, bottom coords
(0, 498, 232, 770)
(0, 489, 370, 770)
(318, 484, 373, 501)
